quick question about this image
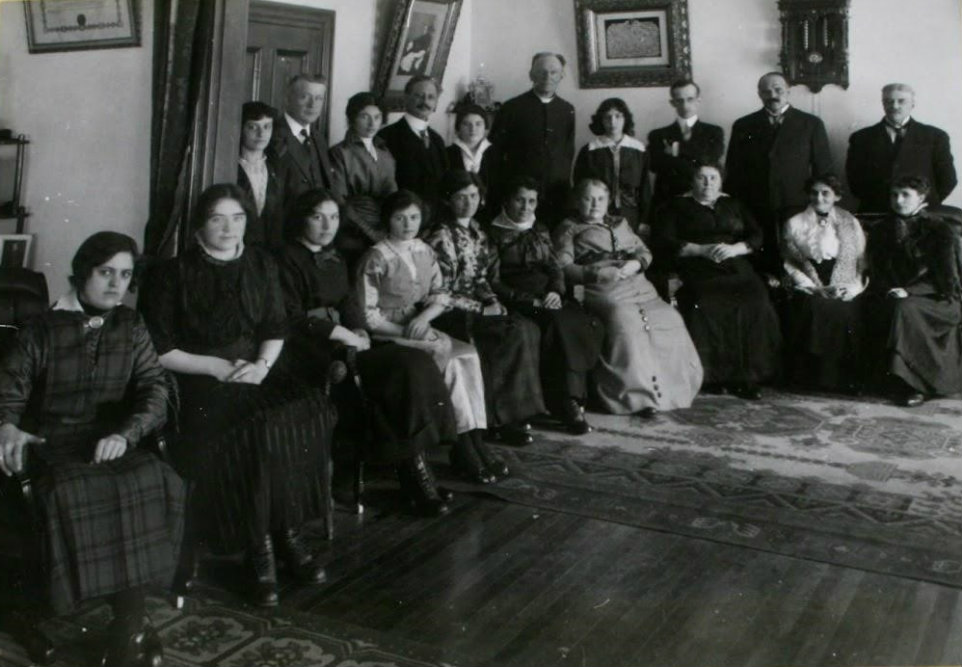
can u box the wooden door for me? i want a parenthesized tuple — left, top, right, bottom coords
(247, 2, 335, 140)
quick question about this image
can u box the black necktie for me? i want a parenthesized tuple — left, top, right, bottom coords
(419, 129, 430, 149)
(887, 123, 906, 150)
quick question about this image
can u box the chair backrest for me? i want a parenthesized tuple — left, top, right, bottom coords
(0, 267, 49, 350)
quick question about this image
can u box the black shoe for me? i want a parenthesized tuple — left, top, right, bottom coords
(102, 618, 161, 667)
(730, 384, 762, 400)
(899, 391, 925, 407)
(635, 406, 659, 419)
(5, 610, 56, 665)
(472, 437, 510, 480)
(246, 535, 279, 607)
(498, 424, 534, 446)
(701, 383, 729, 395)
(450, 436, 495, 484)
(275, 529, 327, 583)
(559, 398, 592, 435)
(397, 453, 450, 517)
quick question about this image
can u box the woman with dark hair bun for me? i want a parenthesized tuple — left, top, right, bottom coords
(0, 231, 184, 667)
(329, 91, 396, 266)
(782, 174, 867, 391)
(862, 175, 962, 406)
(276, 188, 457, 516)
(357, 190, 492, 483)
(238, 100, 285, 247)
(488, 176, 605, 434)
(573, 97, 652, 235)
(140, 183, 335, 608)
(654, 162, 781, 399)
(428, 169, 547, 448)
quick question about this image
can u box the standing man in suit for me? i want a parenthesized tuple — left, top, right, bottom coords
(647, 79, 725, 212)
(377, 75, 449, 219)
(488, 52, 576, 227)
(846, 83, 957, 214)
(725, 72, 833, 274)
(276, 74, 334, 204)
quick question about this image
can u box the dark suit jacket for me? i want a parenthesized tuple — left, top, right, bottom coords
(274, 120, 334, 206)
(488, 90, 576, 222)
(647, 120, 725, 207)
(237, 157, 285, 249)
(846, 119, 958, 214)
(725, 106, 833, 217)
(377, 118, 449, 210)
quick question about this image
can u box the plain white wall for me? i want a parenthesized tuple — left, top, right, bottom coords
(471, 0, 962, 210)
(0, 0, 154, 298)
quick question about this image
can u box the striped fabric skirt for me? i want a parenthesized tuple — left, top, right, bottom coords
(172, 368, 336, 553)
(33, 444, 185, 615)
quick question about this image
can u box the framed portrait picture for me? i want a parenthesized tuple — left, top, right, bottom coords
(574, 0, 692, 88)
(24, 0, 141, 54)
(374, 0, 463, 111)
(0, 234, 34, 269)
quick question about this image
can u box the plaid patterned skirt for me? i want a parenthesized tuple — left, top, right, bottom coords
(33, 445, 186, 615)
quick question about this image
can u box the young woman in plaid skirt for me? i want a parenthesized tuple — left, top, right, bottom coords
(0, 232, 185, 667)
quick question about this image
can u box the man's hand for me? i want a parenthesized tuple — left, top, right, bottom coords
(92, 434, 128, 464)
(0, 423, 45, 476)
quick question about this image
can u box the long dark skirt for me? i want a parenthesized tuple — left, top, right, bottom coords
(434, 310, 547, 426)
(32, 440, 185, 614)
(286, 337, 458, 464)
(860, 292, 962, 395)
(172, 367, 335, 553)
(676, 258, 782, 385)
(785, 292, 863, 390)
(509, 301, 605, 412)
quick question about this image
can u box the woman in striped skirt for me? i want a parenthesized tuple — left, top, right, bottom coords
(141, 184, 336, 609)
(0, 232, 184, 667)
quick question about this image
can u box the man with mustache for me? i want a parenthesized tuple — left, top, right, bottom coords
(276, 74, 335, 203)
(724, 72, 834, 275)
(377, 75, 450, 219)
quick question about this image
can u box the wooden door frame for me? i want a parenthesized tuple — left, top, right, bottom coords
(205, 0, 336, 186)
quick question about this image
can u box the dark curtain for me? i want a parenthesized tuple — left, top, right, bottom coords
(145, 0, 217, 258)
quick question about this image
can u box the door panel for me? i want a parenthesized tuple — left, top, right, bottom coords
(246, 2, 334, 140)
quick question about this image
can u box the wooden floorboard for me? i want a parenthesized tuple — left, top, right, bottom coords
(285, 493, 962, 667)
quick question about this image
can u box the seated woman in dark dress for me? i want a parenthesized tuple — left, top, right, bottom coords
(141, 184, 334, 608)
(782, 174, 867, 391)
(427, 170, 547, 446)
(237, 101, 285, 248)
(862, 175, 962, 406)
(655, 163, 782, 399)
(0, 232, 184, 667)
(276, 188, 456, 516)
(488, 176, 605, 434)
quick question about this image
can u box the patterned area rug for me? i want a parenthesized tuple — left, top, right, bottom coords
(465, 390, 962, 588)
(0, 591, 451, 667)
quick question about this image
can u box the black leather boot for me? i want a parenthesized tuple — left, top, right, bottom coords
(559, 398, 592, 435)
(397, 453, 450, 517)
(246, 534, 279, 607)
(470, 430, 510, 479)
(275, 529, 327, 584)
(450, 434, 495, 484)
(101, 617, 162, 667)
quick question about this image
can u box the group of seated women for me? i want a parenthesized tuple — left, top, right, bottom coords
(0, 92, 959, 667)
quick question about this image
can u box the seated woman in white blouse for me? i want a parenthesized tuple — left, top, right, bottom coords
(781, 173, 867, 391)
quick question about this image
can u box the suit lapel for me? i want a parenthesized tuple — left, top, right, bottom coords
(280, 124, 314, 182)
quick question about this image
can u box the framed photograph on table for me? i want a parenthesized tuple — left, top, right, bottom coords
(0, 234, 34, 269)
(374, 0, 463, 111)
(24, 0, 140, 54)
(574, 0, 692, 88)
